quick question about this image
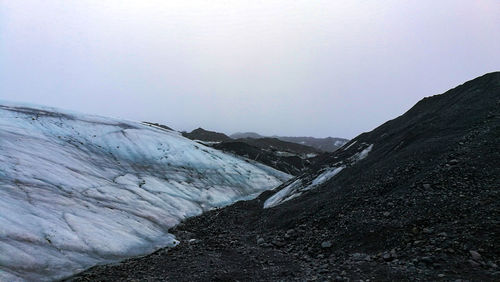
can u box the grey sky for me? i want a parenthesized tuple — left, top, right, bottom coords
(1, 1, 499, 139)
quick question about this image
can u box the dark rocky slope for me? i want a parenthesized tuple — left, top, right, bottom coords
(182, 129, 321, 175)
(182, 127, 232, 142)
(233, 137, 320, 155)
(275, 136, 349, 152)
(212, 140, 320, 176)
(70, 72, 500, 281)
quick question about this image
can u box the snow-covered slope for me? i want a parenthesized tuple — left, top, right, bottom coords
(0, 101, 291, 281)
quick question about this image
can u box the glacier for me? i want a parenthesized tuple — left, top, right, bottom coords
(0, 101, 291, 281)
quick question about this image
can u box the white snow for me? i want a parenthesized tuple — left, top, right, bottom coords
(310, 167, 345, 187)
(275, 151, 296, 157)
(193, 140, 221, 146)
(263, 179, 303, 208)
(264, 143, 374, 209)
(263, 167, 344, 208)
(0, 101, 290, 281)
(350, 144, 373, 161)
(334, 140, 348, 147)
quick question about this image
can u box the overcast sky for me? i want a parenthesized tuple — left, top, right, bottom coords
(1, 1, 499, 138)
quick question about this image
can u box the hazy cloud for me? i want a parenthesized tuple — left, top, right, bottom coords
(1, 0, 499, 138)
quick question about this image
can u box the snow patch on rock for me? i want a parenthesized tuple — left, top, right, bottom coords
(351, 144, 373, 161)
(264, 143, 373, 209)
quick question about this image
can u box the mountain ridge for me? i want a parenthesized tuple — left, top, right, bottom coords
(231, 132, 349, 152)
(182, 128, 324, 175)
(181, 127, 232, 142)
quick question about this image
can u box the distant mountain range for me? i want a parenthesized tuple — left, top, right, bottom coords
(178, 128, 347, 175)
(182, 129, 349, 153)
(230, 132, 264, 139)
(231, 132, 349, 152)
(276, 136, 348, 152)
(180, 128, 323, 175)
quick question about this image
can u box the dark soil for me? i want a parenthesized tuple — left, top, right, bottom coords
(69, 72, 500, 281)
